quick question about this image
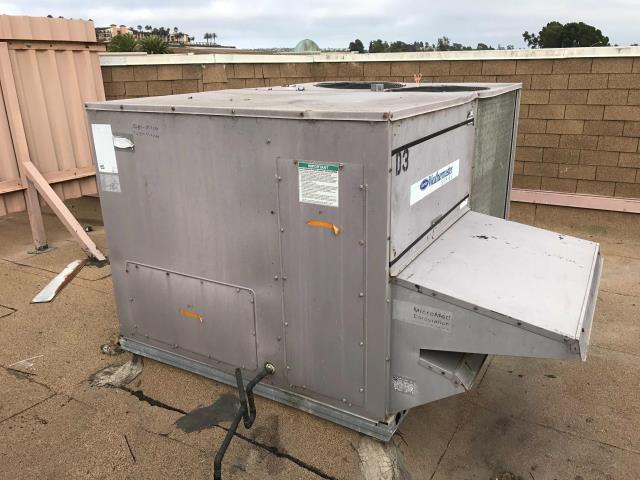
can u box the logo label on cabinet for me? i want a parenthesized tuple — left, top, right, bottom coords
(409, 159, 459, 206)
(393, 300, 453, 333)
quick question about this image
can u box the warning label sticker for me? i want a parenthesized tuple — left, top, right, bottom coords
(393, 300, 453, 333)
(298, 162, 339, 207)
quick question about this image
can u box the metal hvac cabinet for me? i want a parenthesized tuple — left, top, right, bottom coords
(87, 84, 601, 440)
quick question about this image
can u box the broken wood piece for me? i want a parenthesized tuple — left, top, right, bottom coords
(31, 259, 87, 303)
(22, 161, 106, 262)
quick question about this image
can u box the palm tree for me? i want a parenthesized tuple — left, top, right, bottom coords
(212, 32, 218, 46)
(145, 25, 152, 32)
(204, 32, 211, 44)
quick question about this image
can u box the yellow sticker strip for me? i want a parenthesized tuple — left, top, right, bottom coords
(180, 308, 203, 323)
(306, 219, 341, 236)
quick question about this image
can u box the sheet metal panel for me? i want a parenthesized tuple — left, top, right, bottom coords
(470, 92, 518, 218)
(125, 262, 259, 369)
(389, 103, 475, 268)
(277, 158, 366, 406)
(9, 47, 103, 199)
(0, 15, 102, 216)
(89, 106, 393, 421)
(0, 80, 25, 215)
(0, 15, 95, 42)
(86, 89, 477, 122)
(395, 211, 601, 342)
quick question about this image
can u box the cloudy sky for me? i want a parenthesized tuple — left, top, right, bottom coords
(2, 0, 637, 49)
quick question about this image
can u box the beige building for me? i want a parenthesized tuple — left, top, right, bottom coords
(96, 24, 191, 44)
(95, 24, 128, 42)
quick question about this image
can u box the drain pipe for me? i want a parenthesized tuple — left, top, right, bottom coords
(213, 363, 276, 480)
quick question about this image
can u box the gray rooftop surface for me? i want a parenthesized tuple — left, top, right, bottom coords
(1, 199, 639, 479)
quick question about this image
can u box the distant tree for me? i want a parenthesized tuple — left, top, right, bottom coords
(212, 32, 218, 45)
(389, 41, 418, 52)
(107, 33, 138, 52)
(368, 39, 389, 53)
(436, 36, 451, 51)
(523, 21, 610, 48)
(476, 43, 493, 50)
(348, 39, 365, 53)
(204, 32, 211, 44)
(137, 25, 142, 32)
(139, 35, 169, 54)
(145, 25, 152, 31)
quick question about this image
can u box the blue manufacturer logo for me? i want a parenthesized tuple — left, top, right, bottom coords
(420, 179, 430, 190)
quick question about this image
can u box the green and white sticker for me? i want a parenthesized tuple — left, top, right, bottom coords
(298, 162, 339, 207)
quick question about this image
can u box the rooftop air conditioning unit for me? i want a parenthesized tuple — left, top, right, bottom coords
(86, 83, 601, 441)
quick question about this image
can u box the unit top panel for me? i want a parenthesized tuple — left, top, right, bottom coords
(86, 87, 488, 122)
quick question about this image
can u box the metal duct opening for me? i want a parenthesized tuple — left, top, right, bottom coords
(315, 81, 404, 89)
(418, 349, 488, 390)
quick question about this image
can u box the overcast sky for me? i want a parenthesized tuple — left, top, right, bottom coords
(2, 0, 638, 49)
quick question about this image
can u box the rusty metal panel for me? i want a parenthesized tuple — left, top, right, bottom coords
(0, 15, 103, 216)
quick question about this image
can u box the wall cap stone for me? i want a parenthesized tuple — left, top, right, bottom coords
(100, 46, 640, 67)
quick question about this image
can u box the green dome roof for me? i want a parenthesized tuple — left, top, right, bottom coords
(294, 39, 320, 52)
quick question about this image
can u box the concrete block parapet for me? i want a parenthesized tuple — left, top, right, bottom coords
(100, 47, 640, 201)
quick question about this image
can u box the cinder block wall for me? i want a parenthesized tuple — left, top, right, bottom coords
(102, 54, 640, 199)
